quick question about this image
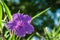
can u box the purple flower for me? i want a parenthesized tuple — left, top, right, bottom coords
(7, 13, 34, 37)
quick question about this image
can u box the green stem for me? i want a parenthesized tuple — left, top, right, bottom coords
(27, 33, 34, 40)
(32, 7, 51, 20)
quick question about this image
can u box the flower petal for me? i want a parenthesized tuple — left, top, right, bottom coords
(7, 21, 16, 30)
(14, 26, 26, 37)
(12, 13, 23, 21)
(7, 13, 34, 37)
(24, 24, 34, 34)
(23, 15, 31, 23)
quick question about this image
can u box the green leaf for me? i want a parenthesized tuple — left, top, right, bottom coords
(8, 33, 15, 40)
(47, 32, 51, 38)
(55, 27, 60, 36)
(52, 27, 56, 37)
(32, 7, 51, 20)
(27, 33, 34, 40)
(0, 37, 2, 40)
(4, 31, 9, 38)
(8, 35, 12, 40)
(3, 3, 12, 20)
(11, 34, 15, 40)
(0, 3, 2, 30)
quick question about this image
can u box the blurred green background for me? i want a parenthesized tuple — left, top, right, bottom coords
(2, 0, 60, 40)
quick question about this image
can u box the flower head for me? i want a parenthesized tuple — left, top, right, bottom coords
(7, 13, 34, 37)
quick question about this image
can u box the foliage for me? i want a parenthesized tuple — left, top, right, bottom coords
(0, 0, 60, 40)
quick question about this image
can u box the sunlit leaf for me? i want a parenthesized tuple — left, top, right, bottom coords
(4, 31, 9, 38)
(8, 34, 12, 40)
(0, 37, 2, 40)
(55, 27, 60, 36)
(11, 34, 15, 40)
(3, 3, 12, 20)
(8, 33, 15, 40)
(0, 3, 2, 30)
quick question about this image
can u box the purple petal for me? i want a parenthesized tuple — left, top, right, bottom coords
(24, 24, 34, 34)
(14, 26, 26, 37)
(7, 13, 34, 37)
(7, 21, 16, 30)
(23, 15, 31, 23)
(12, 13, 23, 21)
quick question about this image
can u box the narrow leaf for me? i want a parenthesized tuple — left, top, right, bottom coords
(11, 34, 15, 40)
(8, 33, 15, 40)
(27, 33, 34, 40)
(0, 37, 2, 40)
(55, 27, 60, 36)
(8, 35, 12, 40)
(3, 3, 12, 20)
(32, 7, 51, 20)
(4, 31, 9, 38)
(0, 3, 2, 29)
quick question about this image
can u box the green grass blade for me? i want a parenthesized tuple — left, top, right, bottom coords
(3, 3, 12, 20)
(32, 7, 51, 20)
(8, 34, 15, 40)
(12, 34, 15, 40)
(4, 31, 9, 38)
(55, 27, 60, 36)
(27, 33, 34, 40)
(0, 3, 2, 30)
(0, 37, 2, 40)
